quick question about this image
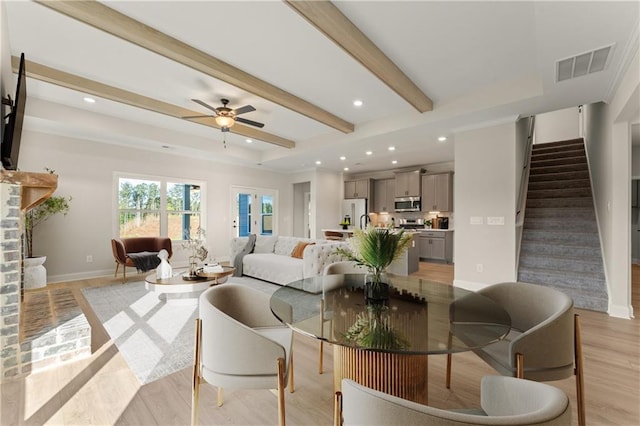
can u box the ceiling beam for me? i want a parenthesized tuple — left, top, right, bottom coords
(284, 0, 433, 113)
(14, 57, 296, 149)
(34, 0, 354, 134)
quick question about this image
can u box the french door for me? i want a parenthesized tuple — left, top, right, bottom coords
(230, 186, 277, 238)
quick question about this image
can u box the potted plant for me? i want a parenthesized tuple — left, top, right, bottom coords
(335, 225, 412, 301)
(24, 194, 71, 289)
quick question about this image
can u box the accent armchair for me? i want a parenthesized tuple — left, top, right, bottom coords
(111, 237, 172, 282)
(336, 376, 571, 426)
(192, 283, 294, 426)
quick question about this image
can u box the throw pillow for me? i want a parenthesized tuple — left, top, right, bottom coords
(254, 236, 278, 254)
(291, 241, 315, 259)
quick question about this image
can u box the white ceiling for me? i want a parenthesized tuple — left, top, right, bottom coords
(3, 1, 639, 174)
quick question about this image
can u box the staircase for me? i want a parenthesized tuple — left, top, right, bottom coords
(518, 138, 608, 312)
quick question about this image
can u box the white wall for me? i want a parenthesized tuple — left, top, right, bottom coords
(312, 169, 342, 238)
(584, 48, 639, 318)
(453, 122, 517, 289)
(534, 107, 580, 144)
(18, 129, 301, 283)
(292, 181, 310, 237)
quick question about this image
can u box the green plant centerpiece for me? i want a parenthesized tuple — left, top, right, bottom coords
(335, 225, 412, 301)
(344, 303, 410, 350)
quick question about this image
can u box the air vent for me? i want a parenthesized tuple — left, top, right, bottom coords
(556, 44, 614, 82)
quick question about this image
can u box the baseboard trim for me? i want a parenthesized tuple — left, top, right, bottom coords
(608, 304, 634, 319)
(48, 269, 115, 284)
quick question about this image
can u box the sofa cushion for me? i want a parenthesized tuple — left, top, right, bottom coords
(242, 253, 304, 285)
(291, 241, 315, 259)
(254, 236, 278, 254)
(274, 236, 312, 256)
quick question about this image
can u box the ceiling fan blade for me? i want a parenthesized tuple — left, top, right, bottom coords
(181, 114, 213, 119)
(191, 99, 219, 114)
(235, 116, 265, 128)
(233, 105, 256, 115)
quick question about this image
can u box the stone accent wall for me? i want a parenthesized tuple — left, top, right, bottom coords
(1, 182, 91, 382)
(1, 182, 22, 379)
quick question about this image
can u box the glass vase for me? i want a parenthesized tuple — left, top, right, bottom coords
(364, 270, 390, 304)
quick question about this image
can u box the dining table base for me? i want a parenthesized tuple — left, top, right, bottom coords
(333, 345, 429, 404)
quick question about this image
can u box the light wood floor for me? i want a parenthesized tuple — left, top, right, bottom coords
(1, 262, 639, 425)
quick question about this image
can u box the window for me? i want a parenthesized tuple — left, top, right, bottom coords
(117, 175, 204, 240)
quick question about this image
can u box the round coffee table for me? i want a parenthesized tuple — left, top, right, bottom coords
(144, 266, 235, 303)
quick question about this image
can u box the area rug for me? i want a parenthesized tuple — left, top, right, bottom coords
(81, 277, 279, 385)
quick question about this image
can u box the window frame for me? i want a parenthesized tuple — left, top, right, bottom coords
(113, 172, 206, 241)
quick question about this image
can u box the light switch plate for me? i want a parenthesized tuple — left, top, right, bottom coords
(470, 216, 483, 225)
(487, 216, 505, 225)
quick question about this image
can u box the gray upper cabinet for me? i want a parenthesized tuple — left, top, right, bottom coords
(422, 173, 453, 212)
(344, 179, 371, 199)
(394, 170, 422, 197)
(372, 178, 395, 213)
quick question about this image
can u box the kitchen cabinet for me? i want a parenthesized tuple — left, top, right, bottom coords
(419, 230, 453, 263)
(394, 170, 421, 197)
(388, 232, 419, 275)
(422, 173, 453, 212)
(372, 178, 395, 213)
(344, 179, 371, 199)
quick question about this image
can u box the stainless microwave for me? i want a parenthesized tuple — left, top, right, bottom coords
(394, 197, 421, 212)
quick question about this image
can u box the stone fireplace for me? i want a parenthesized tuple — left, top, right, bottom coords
(1, 172, 91, 381)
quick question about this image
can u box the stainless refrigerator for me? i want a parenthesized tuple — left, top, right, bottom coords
(342, 199, 368, 229)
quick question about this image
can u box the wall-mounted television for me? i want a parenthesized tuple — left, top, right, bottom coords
(1, 53, 26, 171)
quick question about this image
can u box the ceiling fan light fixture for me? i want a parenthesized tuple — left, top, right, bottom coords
(215, 115, 235, 128)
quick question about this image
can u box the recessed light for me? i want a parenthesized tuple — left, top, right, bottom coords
(246, 139, 253, 143)
(391, 160, 398, 164)
(315, 160, 322, 165)
(340, 156, 346, 161)
(366, 151, 372, 156)
(353, 100, 363, 107)
(438, 136, 447, 142)
(344, 167, 349, 171)
(83, 97, 96, 103)
(161, 145, 172, 149)
(388, 146, 395, 151)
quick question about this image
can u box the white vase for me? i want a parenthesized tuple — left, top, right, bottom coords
(24, 256, 47, 289)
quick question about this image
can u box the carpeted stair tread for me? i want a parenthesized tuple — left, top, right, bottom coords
(524, 206, 595, 219)
(529, 163, 589, 175)
(529, 170, 590, 182)
(523, 219, 598, 232)
(531, 149, 586, 161)
(526, 197, 593, 208)
(520, 241, 602, 258)
(519, 254, 604, 274)
(528, 178, 591, 191)
(531, 138, 584, 149)
(521, 229, 600, 246)
(530, 156, 588, 168)
(527, 187, 592, 199)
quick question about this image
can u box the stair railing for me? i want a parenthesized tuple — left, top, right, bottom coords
(515, 116, 535, 273)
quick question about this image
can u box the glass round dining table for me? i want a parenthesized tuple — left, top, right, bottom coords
(270, 274, 511, 404)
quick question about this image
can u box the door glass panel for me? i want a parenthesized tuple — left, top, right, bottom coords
(237, 192, 252, 237)
(260, 195, 273, 235)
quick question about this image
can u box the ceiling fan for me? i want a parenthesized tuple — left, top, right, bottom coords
(182, 98, 265, 132)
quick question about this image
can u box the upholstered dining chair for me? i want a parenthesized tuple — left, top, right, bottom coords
(446, 281, 585, 426)
(192, 284, 294, 426)
(318, 261, 367, 374)
(335, 376, 571, 426)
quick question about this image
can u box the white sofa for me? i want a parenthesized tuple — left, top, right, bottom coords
(230, 235, 349, 285)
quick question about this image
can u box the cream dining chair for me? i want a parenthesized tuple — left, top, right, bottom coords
(446, 281, 585, 426)
(335, 376, 571, 426)
(192, 283, 294, 426)
(318, 261, 366, 374)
